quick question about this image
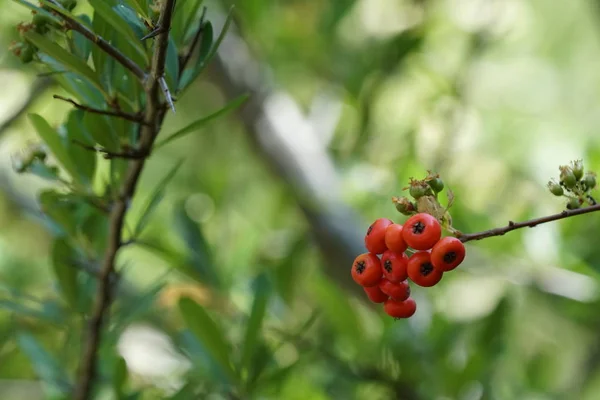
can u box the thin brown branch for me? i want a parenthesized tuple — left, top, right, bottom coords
(458, 203, 600, 243)
(71, 139, 148, 160)
(72, 1, 177, 399)
(46, 0, 146, 81)
(179, 6, 207, 75)
(53, 95, 143, 123)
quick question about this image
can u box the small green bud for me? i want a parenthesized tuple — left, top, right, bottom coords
(392, 196, 415, 216)
(572, 160, 584, 181)
(547, 180, 563, 196)
(59, 0, 78, 11)
(566, 197, 581, 210)
(584, 172, 597, 191)
(427, 177, 444, 193)
(560, 166, 577, 189)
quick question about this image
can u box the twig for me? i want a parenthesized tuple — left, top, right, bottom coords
(458, 203, 600, 243)
(178, 6, 207, 75)
(53, 95, 143, 124)
(46, 0, 146, 81)
(72, 1, 177, 399)
(71, 139, 147, 160)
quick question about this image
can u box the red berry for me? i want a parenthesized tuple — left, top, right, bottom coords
(351, 253, 382, 287)
(364, 284, 389, 303)
(402, 213, 442, 250)
(384, 298, 417, 318)
(384, 224, 408, 253)
(431, 237, 466, 272)
(381, 250, 408, 283)
(407, 251, 443, 287)
(365, 218, 393, 254)
(379, 279, 410, 301)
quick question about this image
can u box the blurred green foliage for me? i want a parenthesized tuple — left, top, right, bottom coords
(1, 0, 600, 399)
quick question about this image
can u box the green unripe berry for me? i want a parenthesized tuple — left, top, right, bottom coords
(409, 184, 427, 199)
(59, 0, 78, 11)
(560, 167, 577, 189)
(572, 160, 584, 181)
(19, 45, 35, 63)
(392, 196, 415, 216)
(584, 173, 597, 191)
(427, 177, 444, 193)
(548, 181, 563, 196)
(566, 197, 581, 210)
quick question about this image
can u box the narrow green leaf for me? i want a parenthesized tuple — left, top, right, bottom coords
(241, 274, 270, 376)
(0, 299, 64, 325)
(172, 0, 203, 45)
(177, 21, 213, 92)
(16, 332, 71, 394)
(23, 31, 107, 98)
(113, 281, 165, 330)
(113, 356, 128, 398)
(39, 0, 89, 25)
(133, 160, 183, 237)
(155, 94, 248, 149)
(178, 297, 237, 382)
(28, 114, 79, 183)
(71, 15, 93, 61)
(51, 239, 80, 312)
(11, 0, 62, 25)
(65, 110, 96, 185)
(204, 8, 234, 67)
(121, 0, 149, 19)
(39, 190, 78, 237)
(173, 204, 219, 287)
(82, 113, 119, 151)
(88, 0, 149, 63)
(165, 36, 180, 92)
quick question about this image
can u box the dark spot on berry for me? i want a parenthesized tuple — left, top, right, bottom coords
(355, 260, 366, 274)
(419, 262, 434, 276)
(443, 251, 457, 264)
(384, 260, 392, 273)
(412, 221, 425, 234)
(367, 225, 373, 235)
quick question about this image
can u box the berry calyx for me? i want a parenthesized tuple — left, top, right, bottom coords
(547, 180, 564, 196)
(402, 213, 442, 250)
(365, 218, 393, 254)
(363, 285, 389, 303)
(384, 298, 417, 319)
(407, 251, 443, 287)
(430, 237, 466, 272)
(384, 224, 408, 253)
(379, 279, 410, 301)
(381, 250, 408, 283)
(351, 253, 382, 287)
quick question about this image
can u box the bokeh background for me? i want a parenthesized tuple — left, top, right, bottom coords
(2, 0, 600, 399)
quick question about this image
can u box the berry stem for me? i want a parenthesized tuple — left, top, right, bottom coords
(457, 203, 600, 242)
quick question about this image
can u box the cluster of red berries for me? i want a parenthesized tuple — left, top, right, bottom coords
(351, 213, 466, 319)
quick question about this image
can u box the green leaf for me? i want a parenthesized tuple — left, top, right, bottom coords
(29, 114, 80, 183)
(65, 110, 97, 185)
(178, 297, 237, 383)
(155, 94, 248, 149)
(172, 0, 203, 45)
(133, 160, 183, 237)
(113, 356, 128, 398)
(11, 0, 62, 25)
(165, 36, 180, 92)
(16, 332, 71, 394)
(38, 190, 78, 237)
(0, 299, 64, 325)
(121, 0, 150, 20)
(88, 0, 149, 63)
(173, 204, 219, 287)
(72, 15, 93, 61)
(51, 239, 80, 312)
(204, 8, 234, 67)
(113, 281, 165, 330)
(241, 274, 270, 378)
(177, 21, 213, 92)
(23, 31, 107, 98)
(82, 113, 119, 151)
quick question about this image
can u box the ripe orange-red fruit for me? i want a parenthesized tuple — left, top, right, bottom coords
(384, 298, 417, 318)
(407, 251, 443, 287)
(381, 250, 408, 283)
(351, 253, 382, 287)
(379, 279, 410, 301)
(402, 213, 442, 250)
(365, 218, 393, 254)
(364, 284, 389, 303)
(431, 237, 466, 271)
(384, 224, 408, 253)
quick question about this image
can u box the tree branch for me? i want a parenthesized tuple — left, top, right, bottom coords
(458, 204, 600, 243)
(47, 0, 146, 81)
(53, 95, 143, 123)
(72, 1, 176, 399)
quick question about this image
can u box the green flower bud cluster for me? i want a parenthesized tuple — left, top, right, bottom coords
(548, 160, 597, 210)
